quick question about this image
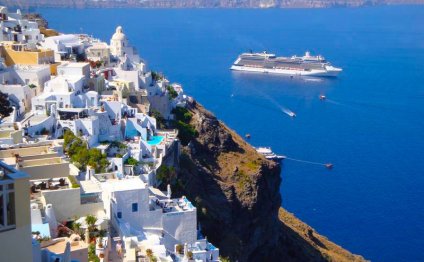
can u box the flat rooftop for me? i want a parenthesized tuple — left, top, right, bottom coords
(80, 180, 102, 194)
(44, 237, 88, 254)
(58, 62, 89, 68)
(98, 174, 146, 191)
(14, 64, 50, 73)
(0, 143, 65, 167)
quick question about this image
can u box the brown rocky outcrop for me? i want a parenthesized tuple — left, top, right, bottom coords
(177, 99, 366, 261)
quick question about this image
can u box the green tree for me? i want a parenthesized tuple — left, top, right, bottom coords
(149, 110, 166, 129)
(166, 85, 178, 99)
(63, 130, 109, 172)
(85, 215, 97, 235)
(0, 91, 13, 118)
(175, 120, 198, 146)
(171, 107, 198, 145)
(125, 157, 139, 166)
(88, 148, 109, 173)
(156, 165, 177, 188)
(72, 221, 82, 236)
(172, 107, 192, 123)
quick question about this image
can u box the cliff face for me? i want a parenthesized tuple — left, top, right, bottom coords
(177, 100, 366, 261)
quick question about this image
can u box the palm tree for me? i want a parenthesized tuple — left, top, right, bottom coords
(72, 221, 82, 236)
(85, 215, 97, 240)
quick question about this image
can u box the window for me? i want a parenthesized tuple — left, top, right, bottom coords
(0, 181, 16, 231)
(117, 212, 122, 219)
(132, 203, 138, 212)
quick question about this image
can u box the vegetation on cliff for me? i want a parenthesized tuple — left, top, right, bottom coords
(172, 107, 198, 146)
(63, 130, 109, 172)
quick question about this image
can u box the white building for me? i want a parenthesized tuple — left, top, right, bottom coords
(93, 175, 219, 261)
(0, 7, 44, 45)
(42, 34, 84, 62)
(86, 41, 110, 64)
(109, 26, 152, 89)
(57, 61, 90, 81)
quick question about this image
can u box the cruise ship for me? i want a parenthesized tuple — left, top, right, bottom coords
(231, 51, 342, 77)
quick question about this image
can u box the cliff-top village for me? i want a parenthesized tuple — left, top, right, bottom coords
(0, 6, 220, 262)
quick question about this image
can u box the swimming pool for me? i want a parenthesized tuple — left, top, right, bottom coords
(147, 135, 164, 146)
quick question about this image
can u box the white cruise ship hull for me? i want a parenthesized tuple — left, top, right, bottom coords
(230, 65, 342, 77)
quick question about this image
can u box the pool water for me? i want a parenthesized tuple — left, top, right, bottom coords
(147, 136, 164, 145)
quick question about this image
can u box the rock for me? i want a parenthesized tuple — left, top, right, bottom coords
(177, 100, 367, 262)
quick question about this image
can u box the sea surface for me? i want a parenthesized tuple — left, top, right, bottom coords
(37, 6, 424, 261)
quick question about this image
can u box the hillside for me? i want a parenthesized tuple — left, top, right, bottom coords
(175, 99, 366, 261)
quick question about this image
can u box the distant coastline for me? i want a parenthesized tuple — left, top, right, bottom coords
(2, 0, 424, 9)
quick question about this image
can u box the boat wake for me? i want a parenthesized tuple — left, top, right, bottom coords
(304, 77, 323, 82)
(325, 98, 344, 106)
(261, 92, 297, 118)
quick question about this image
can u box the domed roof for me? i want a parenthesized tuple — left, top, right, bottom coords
(112, 26, 127, 41)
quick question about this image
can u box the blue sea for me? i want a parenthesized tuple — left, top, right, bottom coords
(37, 6, 424, 261)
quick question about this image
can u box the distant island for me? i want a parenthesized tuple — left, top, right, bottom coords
(1, 0, 423, 8)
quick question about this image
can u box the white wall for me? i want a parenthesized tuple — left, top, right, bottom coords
(42, 188, 104, 221)
(13, 66, 51, 90)
(111, 187, 149, 232)
(162, 210, 197, 248)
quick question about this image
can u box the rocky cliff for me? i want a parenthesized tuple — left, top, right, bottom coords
(176, 99, 366, 261)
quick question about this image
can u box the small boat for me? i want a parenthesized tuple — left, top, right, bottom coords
(319, 95, 326, 100)
(325, 163, 334, 169)
(289, 112, 296, 118)
(245, 134, 251, 139)
(255, 147, 286, 162)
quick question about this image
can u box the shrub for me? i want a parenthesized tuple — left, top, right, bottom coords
(220, 257, 231, 262)
(0, 91, 13, 118)
(187, 251, 193, 260)
(172, 107, 192, 123)
(166, 85, 178, 99)
(176, 244, 183, 254)
(156, 165, 177, 188)
(110, 141, 127, 150)
(125, 157, 139, 166)
(149, 110, 166, 129)
(63, 130, 109, 172)
(88, 243, 100, 262)
(171, 107, 197, 145)
(175, 120, 198, 146)
(151, 71, 163, 82)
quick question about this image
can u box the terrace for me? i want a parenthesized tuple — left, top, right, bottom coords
(30, 177, 71, 194)
(149, 196, 195, 214)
